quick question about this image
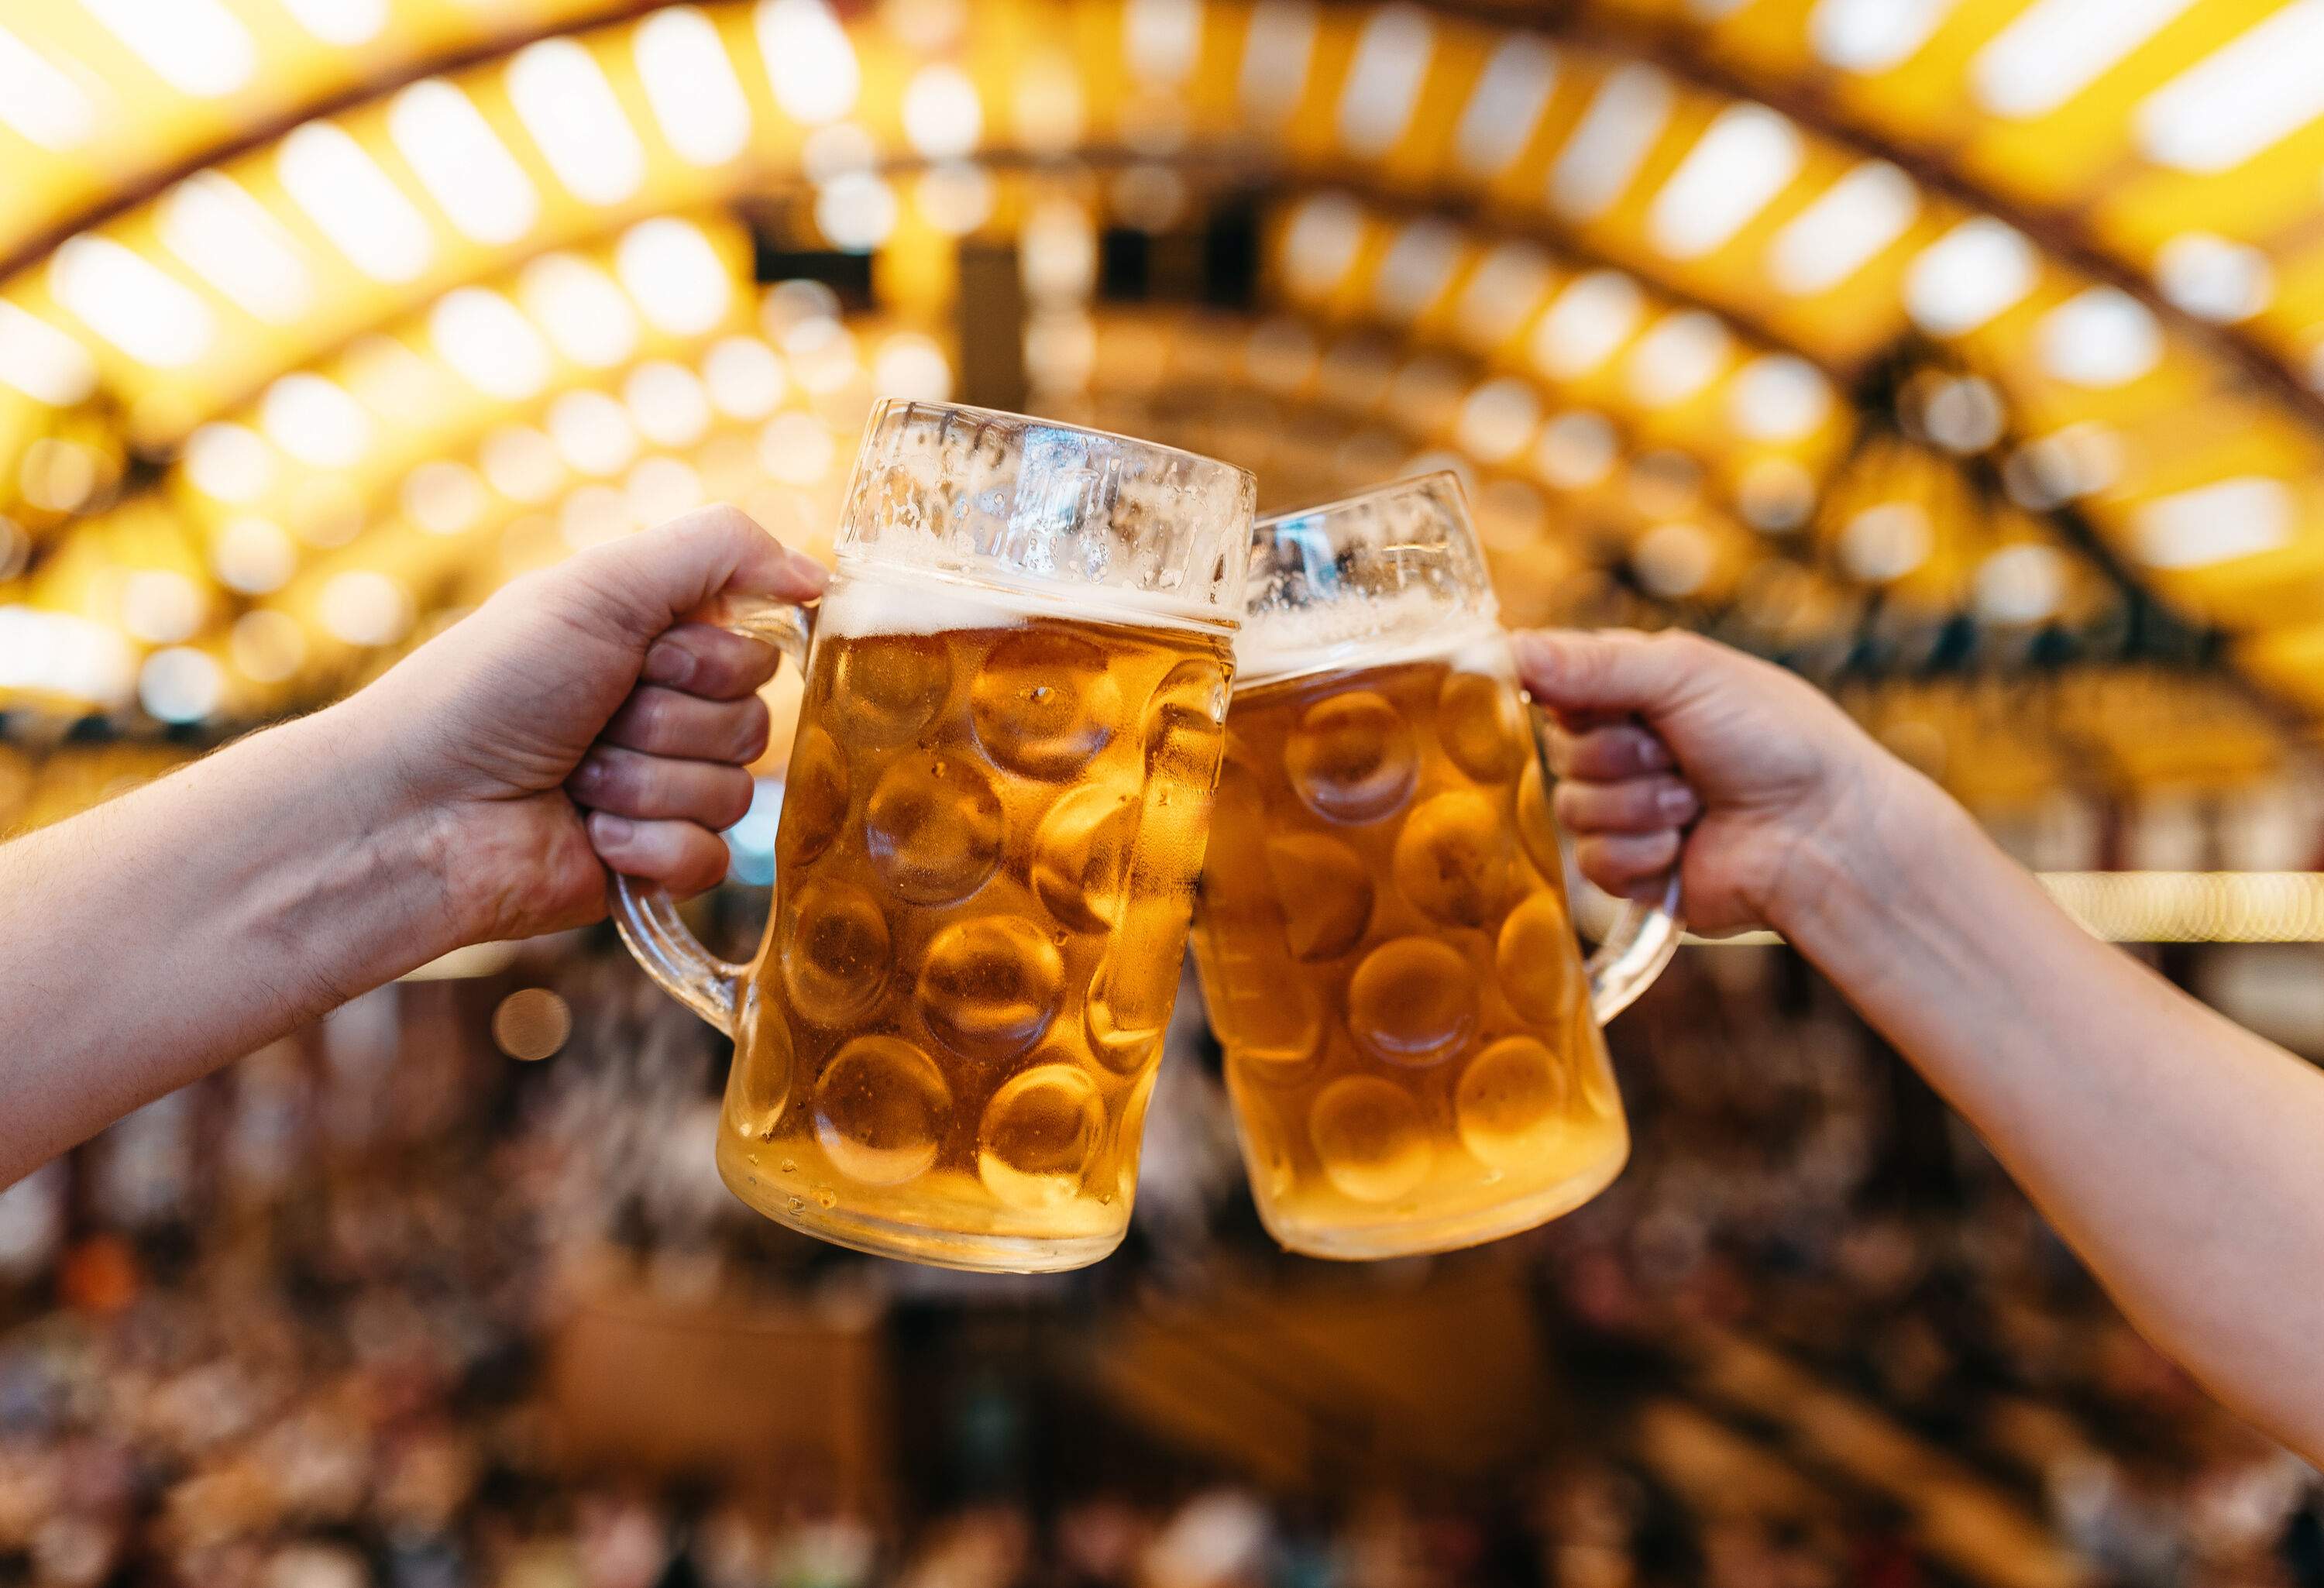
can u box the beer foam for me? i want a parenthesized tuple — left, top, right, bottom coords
(816, 562, 1232, 640)
(816, 571, 1037, 639)
(1234, 590, 1508, 685)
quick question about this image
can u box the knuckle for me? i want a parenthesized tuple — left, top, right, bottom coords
(689, 637, 745, 689)
(590, 751, 640, 803)
(1645, 628, 1700, 664)
(629, 691, 676, 743)
(497, 567, 556, 610)
(1573, 732, 1624, 776)
(662, 627, 716, 669)
(1564, 641, 1614, 692)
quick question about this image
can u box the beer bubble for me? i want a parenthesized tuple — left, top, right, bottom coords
(1031, 784, 1138, 931)
(1455, 1036, 1569, 1170)
(1347, 937, 1477, 1067)
(1391, 790, 1512, 927)
(918, 916, 1064, 1059)
(813, 1035, 951, 1184)
(1437, 670, 1528, 782)
(833, 633, 951, 744)
(779, 877, 892, 1025)
(777, 724, 849, 868)
(865, 751, 1004, 903)
(1496, 889, 1578, 1023)
(1264, 833, 1373, 960)
(978, 1063, 1104, 1211)
(1284, 690, 1418, 823)
(1515, 760, 1563, 881)
(1308, 1076, 1432, 1203)
(971, 630, 1119, 777)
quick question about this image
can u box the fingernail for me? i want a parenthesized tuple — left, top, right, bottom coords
(1658, 785, 1696, 818)
(593, 813, 634, 845)
(643, 643, 693, 687)
(1638, 738, 1674, 771)
(572, 757, 606, 790)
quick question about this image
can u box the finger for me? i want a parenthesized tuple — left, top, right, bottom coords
(1548, 723, 1674, 780)
(563, 504, 828, 642)
(639, 624, 782, 700)
(1573, 830, 1683, 897)
(601, 687, 771, 764)
(1555, 775, 1698, 835)
(587, 813, 732, 898)
(569, 745, 756, 828)
(1512, 628, 1714, 720)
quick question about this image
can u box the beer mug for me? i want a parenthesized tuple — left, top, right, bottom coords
(1188, 473, 1680, 1260)
(616, 400, 1256, 1272)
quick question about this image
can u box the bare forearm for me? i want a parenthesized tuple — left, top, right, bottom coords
(0, 706, 463, 1183)
(1784, 773, 2324, 1452)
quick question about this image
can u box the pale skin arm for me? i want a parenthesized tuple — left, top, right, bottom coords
(1515, 627, 2324, 1460)
(0, 507, 824, 1188)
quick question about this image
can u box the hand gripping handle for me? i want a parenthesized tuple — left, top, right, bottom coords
(610, 596, 814, 1036)
(1525, 697, 1684, 1025)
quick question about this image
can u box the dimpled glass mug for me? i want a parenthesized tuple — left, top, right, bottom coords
(617, 400, 1256, 1272)
(1188, 473, 1681, 1260)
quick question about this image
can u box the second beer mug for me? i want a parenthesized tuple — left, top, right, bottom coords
(617, 400, 1256, 1272)
(1190, 474, 1680, 1260)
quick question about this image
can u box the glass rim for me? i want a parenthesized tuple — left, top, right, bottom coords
(864, 397, 1258, 491)
(1253, 469, 1470, 531)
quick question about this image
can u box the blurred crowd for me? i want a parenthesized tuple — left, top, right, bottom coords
(0, 926, 2319, 1588)
(1541, 947, 2321, 1588)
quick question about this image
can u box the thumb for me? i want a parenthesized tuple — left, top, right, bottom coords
(1511, 628, 1705, 721)
(556, 504, 827, 642)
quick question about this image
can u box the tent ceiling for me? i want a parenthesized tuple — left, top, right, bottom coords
(0, 0, 2319, 764)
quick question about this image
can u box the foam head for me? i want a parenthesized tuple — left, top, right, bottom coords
(816, 569, 1042, 639)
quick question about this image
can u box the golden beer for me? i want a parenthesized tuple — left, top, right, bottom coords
(719, 577, 1230, 1267)
(614, 400, 1256, 1271)
(1189, 475, 1676, 1260)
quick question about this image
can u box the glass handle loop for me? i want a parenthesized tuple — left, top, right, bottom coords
(1585, 871, 1683, 1024)
(1525, 697, 1685, 1026)
(610, 594, 815, 1037)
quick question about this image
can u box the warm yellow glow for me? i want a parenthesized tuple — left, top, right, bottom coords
(0, 0, 2314, 788)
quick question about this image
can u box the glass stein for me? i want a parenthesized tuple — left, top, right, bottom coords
(1189, 473, 1681, 1259)
(616, 400, 1257, 1272)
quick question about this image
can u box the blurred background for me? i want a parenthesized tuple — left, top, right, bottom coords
(5, 0, 2324, 1583)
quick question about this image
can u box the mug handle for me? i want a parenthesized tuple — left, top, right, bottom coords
(610, 593, 816, 1036)
(1524, 699, 1685, 1026)
(1584, 871, 1683, 1024)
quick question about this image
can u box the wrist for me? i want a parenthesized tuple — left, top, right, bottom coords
(1765, 756, 1967, 956)
(273, 702, 476, 962)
